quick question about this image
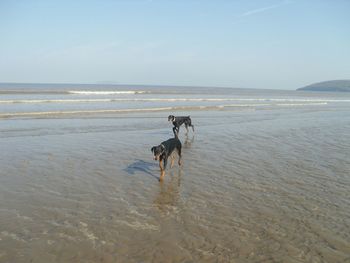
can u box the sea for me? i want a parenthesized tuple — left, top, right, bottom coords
(0, 83, 349, 262)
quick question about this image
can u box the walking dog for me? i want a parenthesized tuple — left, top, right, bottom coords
(151, 137, 182, 181)
(168, 115, 194, 136)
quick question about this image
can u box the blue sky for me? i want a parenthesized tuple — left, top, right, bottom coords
(0, 0, 349, 89)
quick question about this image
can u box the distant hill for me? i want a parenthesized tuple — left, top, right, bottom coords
(297, 80, 350, 92)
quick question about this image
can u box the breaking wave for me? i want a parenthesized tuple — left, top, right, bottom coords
(67, 90, 147, 95)
(0, 98, 347, 104)
(0, 103, 327, 119)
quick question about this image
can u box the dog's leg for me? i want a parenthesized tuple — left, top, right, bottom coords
(159, 160, 165, 181)
(163, 157, 168, 170)
(177, 147, 182, 166)
(188, 118, 194, 132)
(170, 153, 175, 168)
(172, 126, 177, 137)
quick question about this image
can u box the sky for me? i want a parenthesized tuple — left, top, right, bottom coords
(0, 0, 349, 89)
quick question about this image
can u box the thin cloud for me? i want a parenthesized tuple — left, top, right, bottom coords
(239, 0, 290, 18)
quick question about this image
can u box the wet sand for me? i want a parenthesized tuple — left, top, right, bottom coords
(0, 108, 350, 262)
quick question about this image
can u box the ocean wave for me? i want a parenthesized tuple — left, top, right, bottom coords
(275, 102, 328, 106)
(0, 107, 165, 118)
(0, 99, 116, 104)
(0, 103, 327, 118)
(221, 102, 328, 107)
(0, 90, 148, 95)
(0, 107, 199, 118)
(67, 90, 147, 95)
(0, 98, 347, 104)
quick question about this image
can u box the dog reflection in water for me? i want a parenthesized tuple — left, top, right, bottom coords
(151, 137, 182, 181)
(153, 170, 182, 213)
(184, 134, 194, 149)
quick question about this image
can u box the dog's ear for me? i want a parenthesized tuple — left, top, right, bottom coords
(160, 144, 165, 151)
(151, 146, 155, 153)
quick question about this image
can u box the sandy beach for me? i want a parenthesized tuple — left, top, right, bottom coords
(1, 87, 350, 263)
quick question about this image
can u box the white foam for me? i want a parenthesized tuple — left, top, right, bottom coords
(0, 99, 113, 104)
(0, 102, 329, 118)
(68, 90, 146, 95)
(0, 98, 231, 104)
(222, 103, 270, 107)
(0, 107, 175, 118)
(275, 102, 328, 106)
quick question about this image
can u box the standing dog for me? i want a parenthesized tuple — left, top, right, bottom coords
(168, 115, 194, 136)
(151, 137, 182, 181)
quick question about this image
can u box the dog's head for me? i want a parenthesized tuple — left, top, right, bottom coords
(151, 144, 165, 161)
(168, 115, 175, 122)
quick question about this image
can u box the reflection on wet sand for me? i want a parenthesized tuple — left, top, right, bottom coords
(184, 134, 194, 149)
(153, 170, 182, 214)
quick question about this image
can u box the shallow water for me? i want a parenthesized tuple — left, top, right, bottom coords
(0, 85, 350, 262)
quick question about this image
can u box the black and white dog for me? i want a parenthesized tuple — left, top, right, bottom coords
(151, 137, 182, 181)
(168, 115, 194, 136)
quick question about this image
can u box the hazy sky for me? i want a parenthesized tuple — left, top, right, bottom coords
(0, 0, 349, 89)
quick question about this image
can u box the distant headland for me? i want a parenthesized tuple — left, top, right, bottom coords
(297, 80, 350, 92)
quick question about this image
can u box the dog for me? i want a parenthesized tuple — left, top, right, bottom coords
(151, 137, 182, 181)
(168, 115, 194, 136)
